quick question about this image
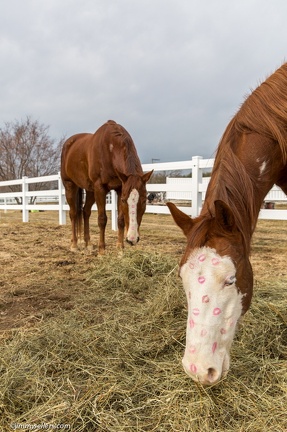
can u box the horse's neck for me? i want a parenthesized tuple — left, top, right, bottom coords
(201, 163, 271, 235)
(201, 133, 281, 233)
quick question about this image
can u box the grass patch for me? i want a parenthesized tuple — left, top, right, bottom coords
(1, 249, 286, 431)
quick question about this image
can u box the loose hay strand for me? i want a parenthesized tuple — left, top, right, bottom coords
(0, 217, 286, 431)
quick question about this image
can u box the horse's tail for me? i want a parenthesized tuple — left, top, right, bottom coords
(76, 188, 83, 242)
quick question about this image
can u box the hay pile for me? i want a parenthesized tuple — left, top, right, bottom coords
(0, 249, 286, 431)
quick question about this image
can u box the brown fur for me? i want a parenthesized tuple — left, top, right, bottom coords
(61, 120, 153, 253)
(235, 64, 287, 163)
(168, 62, 287, 315)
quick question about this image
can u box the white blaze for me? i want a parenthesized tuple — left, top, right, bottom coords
(126, 189, 139, 244)
(180, 247, 243, 385)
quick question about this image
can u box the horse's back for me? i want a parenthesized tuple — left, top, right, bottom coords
(62, 133, 92, 154)
(61, 120, 142, 188)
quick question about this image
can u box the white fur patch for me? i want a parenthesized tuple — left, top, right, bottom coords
(126, 189, 139, 244)
(259, 160, 267, 175)
(180, 247, 243, 384)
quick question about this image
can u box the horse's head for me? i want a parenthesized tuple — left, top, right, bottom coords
(167, 200, 253, 385)
(119, 170, 153, 245)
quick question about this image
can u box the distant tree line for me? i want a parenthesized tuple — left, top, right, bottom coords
(0, 116, 65, 203)
(0, 117, 211, 204)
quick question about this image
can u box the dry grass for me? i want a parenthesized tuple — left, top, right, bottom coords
(0, 211, 286, 431)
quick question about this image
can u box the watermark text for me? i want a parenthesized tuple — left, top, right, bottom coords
(10, 423, 71, 431)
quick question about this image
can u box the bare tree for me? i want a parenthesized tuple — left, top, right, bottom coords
(0, 116, 65, 203)
(150, 170, 184, 184)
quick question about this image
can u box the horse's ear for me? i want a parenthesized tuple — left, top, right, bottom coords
(214, 200, 235, 233)
(142, 170, 153, 183)
(166, 202, 194, 237)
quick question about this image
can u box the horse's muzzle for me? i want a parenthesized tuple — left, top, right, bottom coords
(126, 237, 140, 246)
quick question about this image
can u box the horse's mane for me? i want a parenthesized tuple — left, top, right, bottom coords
(194, 63, 287, 254)
(235, 62, 287, 163)
(106, 120, 143, 174)
(107, 120, 130, 142)
(197, 118, 261, 255)
(204, 130, 259, 254)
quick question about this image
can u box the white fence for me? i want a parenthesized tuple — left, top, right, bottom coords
(166, 177, 286, 203)
(0, 156, 287, 229)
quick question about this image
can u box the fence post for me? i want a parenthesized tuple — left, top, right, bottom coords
(191, 156, 202, 217)
(58, 172, 66, 225)
(22, 176, 29, 222)
(111, 190, 118, 231)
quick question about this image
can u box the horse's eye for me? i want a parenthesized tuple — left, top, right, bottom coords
(121, 198, 127, 204)
(224, 276, 236, 286)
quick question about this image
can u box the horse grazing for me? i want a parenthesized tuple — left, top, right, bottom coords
(61, 120, 153, 253)
(167, 63, 287, 386)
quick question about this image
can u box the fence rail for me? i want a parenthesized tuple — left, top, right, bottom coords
(1, 156, 287, 229)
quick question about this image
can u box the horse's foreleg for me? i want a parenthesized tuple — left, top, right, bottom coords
(83, 191, 95, 251)
(64, 181, 79, 251)
(117, 191, 125, 249)
(95, 190, 107, 254)
(98, 211, 107, 254)
(70, 217, 78, 251)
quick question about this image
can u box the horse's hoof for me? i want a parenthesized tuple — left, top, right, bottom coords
(70, 246, 78, 252)
(117, 250, 124, 258)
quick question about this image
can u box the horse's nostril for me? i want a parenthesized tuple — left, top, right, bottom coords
(126, 237, 140, 245)
(206, 367, 220, 384)
(208, 368, 216, 379)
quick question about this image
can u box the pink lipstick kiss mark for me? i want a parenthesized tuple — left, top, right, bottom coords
(220, 328, 227, 334)
(192, 308, 200, 316)
(190, 364, 197, 374)
(189, 345, 196, 354)
(189, 318, 195, 329)
(201, 328, 207, 337)
(212, 342, 217, 354)
(202, 295, 209, 303)
(198, 276, 205, 284)
(198, 254, 206, 262)
(213, 308, 222, 316)
(189, 262, 195, 269)
(211, 257, 220, 265)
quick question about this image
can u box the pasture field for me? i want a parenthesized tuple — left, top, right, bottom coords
(0, 210, 286, 431)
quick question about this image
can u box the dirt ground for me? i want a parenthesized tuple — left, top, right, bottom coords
(1, 209, 286, 431)
(0, 210, 186, 333)
(0, 209, 286, 335)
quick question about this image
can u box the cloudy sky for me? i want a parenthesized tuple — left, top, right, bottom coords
(0, 0, 286, 164)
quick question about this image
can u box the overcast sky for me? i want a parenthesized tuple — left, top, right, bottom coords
(0, 0, 286, 165)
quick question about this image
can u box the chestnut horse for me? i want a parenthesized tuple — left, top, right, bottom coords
(167, 63, 287, 385)
(61, 120, 153, 253)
